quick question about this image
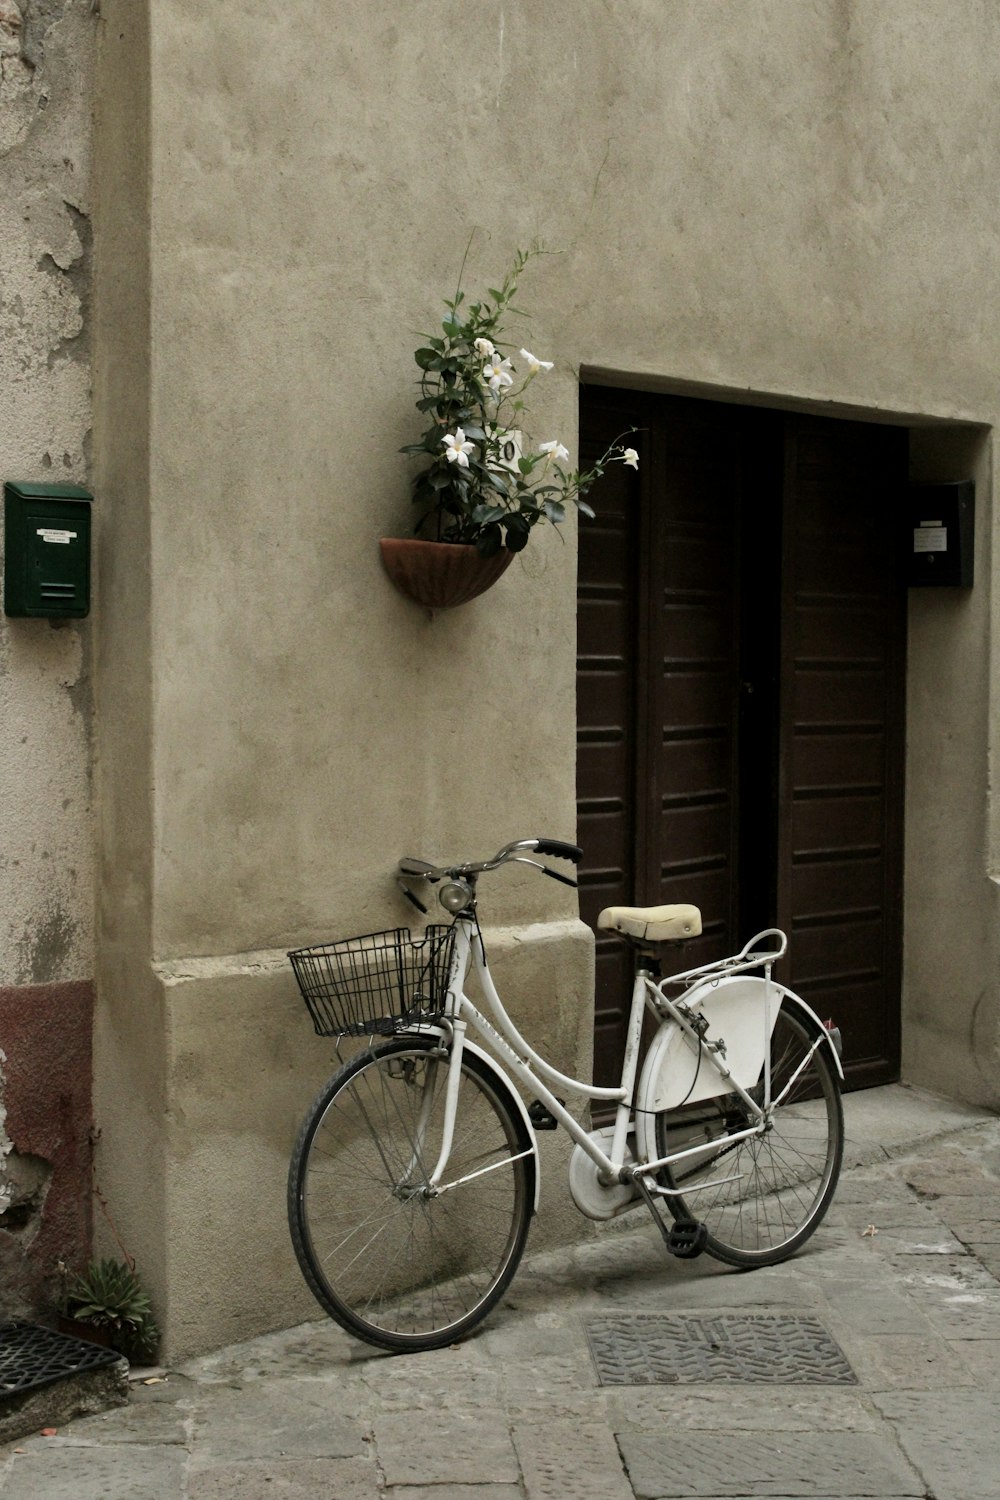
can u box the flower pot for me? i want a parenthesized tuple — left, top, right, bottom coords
(379, 538, 513, 611)
(57, 1316, 115, 1349)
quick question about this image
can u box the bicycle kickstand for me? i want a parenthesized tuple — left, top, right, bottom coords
(633, 1173, 709, 1260)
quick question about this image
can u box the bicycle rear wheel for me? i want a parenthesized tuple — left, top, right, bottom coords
(655, 1005, 843, 1266)
(288, 1036, 535, 1352)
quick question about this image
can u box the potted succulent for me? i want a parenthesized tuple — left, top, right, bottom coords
(58, 1257, 160, 1363)
(382, 244, 638, 610)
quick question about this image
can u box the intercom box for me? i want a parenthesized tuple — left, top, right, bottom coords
(906, 481, 974, 588)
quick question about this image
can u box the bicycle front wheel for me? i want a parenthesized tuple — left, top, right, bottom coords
(288, 1037, 535, 1352)
(655, 1005, 843, 1266)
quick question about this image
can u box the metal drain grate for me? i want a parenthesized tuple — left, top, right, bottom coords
(586, 1312, 857, 1386)
(0, 1321, 122, 1398)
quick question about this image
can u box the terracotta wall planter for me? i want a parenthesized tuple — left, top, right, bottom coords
(379, 538, 513, 612)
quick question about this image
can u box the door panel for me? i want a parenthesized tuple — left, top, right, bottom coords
(576, 447, 639, 1080)
(778, 419, 906, 1086)
(651, 403, 744, 967)
(577, 389, 905, 1093)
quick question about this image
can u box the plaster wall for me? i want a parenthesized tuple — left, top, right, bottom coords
(0, 0, 96, 1308)
(93, 0, 1000, 1353)
(905, 424, 999, 1104)
(0, 1, 94, 989)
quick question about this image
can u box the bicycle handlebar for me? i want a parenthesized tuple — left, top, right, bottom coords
(532, 839, 583, 863)
(397, 837, 582, 892)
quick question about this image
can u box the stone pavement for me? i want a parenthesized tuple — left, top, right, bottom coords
(3, 1083, 1000, 1499)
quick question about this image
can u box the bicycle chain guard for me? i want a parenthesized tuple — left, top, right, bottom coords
(568, 1126, 641, 1220)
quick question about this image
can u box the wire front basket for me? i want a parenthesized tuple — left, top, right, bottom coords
(288, 925, 457, 1038)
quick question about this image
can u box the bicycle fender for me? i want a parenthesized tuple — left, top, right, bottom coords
(636, 975, 778, 1119)
(407, 1028, 542, 1212)
(635, 975, 844, 1136)
(461, 1038, 542, 1213)
(632, 984, 845, 1170)
(772, 985, 845, 1081)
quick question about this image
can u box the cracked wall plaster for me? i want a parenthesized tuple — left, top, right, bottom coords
(0, 1048, 11, 1217)
(0, 0, 95, 985)
(0, 1050, 48, 1242)
(0, 991, 92, 1314)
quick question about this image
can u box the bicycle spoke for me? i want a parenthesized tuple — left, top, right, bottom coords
(657, 1006, 843, 1264)
(289, 1040, 534, 1350)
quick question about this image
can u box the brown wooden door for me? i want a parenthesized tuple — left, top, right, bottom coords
(577, 389, 906, 1092)
(775, 418, 906, 1087)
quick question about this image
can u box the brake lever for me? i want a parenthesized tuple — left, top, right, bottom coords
(396, 877, 429, 915)
(510, 855, 579, 890)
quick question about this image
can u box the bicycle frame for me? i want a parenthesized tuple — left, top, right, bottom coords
(422, 917, 801, 1200)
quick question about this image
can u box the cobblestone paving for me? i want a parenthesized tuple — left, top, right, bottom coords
(2, 1088, 999, 1498)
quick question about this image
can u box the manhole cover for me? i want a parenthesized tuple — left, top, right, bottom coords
(0, 1321, 122, 1398)
(586, 1312, 857, 1386)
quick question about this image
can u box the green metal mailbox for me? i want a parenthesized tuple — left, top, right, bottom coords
(4, 481, 93, 618)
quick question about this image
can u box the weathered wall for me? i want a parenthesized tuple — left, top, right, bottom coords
(0, 0, 95, 1311)
(905, 423, 998, 1104)
(0, 982, 92, 1314)
(92, 0, 1000, 1354)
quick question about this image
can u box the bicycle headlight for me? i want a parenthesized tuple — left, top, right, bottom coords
(439, 879, 473, 913)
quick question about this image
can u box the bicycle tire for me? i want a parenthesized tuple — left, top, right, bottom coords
(288, 1036, 535, 1352)
(655, 1005, 843, 1266)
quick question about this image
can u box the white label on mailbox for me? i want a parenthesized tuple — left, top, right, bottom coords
(914, 525, 947, 553)
(36, 528, 77, 544)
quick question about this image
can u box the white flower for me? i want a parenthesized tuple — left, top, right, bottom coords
(519, 347, 554, 374)
(442, 428, 475, 467)
(483, 355, 514, 392)
(539, 439, 570, 463)
(622, 447, 639, 469)
(474, 337, 495, 358)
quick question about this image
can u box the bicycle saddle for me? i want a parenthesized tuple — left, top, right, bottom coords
(597, 903, 702, 942)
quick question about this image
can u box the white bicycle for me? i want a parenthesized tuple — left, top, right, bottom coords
(287, 837, 844, 1353)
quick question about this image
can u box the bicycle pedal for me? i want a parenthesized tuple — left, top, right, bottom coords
(667, 1220, 708, 1259)
(528, 1099, 562, 1130)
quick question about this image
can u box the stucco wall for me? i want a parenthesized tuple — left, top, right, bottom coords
(93, 0, 1000, 1354)
(0, 0, 95, 1309)
(905, 424, 998, 1104)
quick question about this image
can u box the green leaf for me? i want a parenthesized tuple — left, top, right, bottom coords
(576, 499, 596, 519)
(472, 504, 508, 525)
(477, 525, 503, 558)
(414, 348, 440, 370)
(484, 469, 512, 496)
